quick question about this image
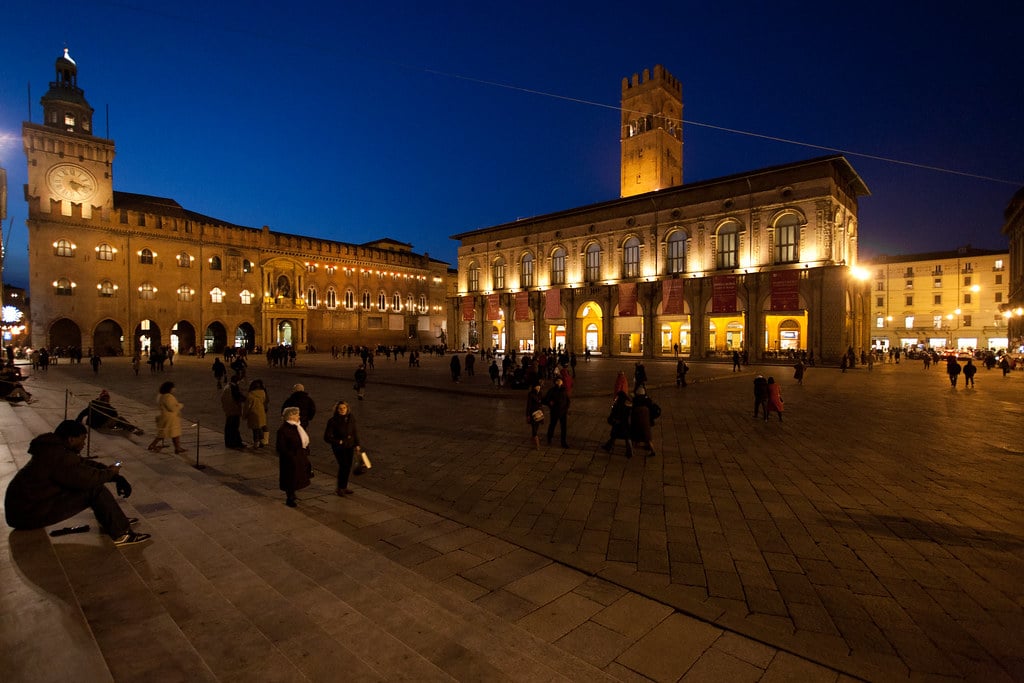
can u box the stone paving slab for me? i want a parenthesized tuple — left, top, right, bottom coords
(6, 352, 1022, 681)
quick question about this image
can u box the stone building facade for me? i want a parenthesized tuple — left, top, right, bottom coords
(450, 66, 872, 364)
(864, 247, 1011, 353)
(1001, 187, 1024, 348)
(22, 50, 453, 355)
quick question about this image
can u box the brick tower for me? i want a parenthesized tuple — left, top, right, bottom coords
(620, 65, 683, 197)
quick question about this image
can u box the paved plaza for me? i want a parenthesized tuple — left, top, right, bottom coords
(1, 351, 1021, 681)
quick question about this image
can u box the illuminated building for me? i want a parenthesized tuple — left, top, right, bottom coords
(864, 247, 1011, 353)
(21, 49, 453, 354)
(451, 66, 872, 363)
(1001, 187, 1024, 348)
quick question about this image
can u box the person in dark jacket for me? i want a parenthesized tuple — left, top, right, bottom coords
(601, 391, 633, 458)
(542, 375, 571, 448)
(220, 376, 246, 449)
(323, 401, 360, 495)
(354, 365, 368, 400)
(946, 356, 962, 388)
(449, 354, 462, 383)
(630, 386, 656, 457)
(76, 390, 144, 435)
(963, 358, 977, 388)
(276, 407, 312, 507)
(753, 375, 769, 418)
(282, 383, 317, 428)
(4, 420, 150, 546)
(525, 381, 544, 449)
(633, 361, 648, 390)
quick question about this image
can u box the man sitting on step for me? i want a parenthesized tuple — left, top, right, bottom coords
(76, 390, 145, 436)
(4, 420, 150, 547)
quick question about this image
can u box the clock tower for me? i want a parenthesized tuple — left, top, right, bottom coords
(620, 65, 683, 198)
(23, 48, 115, 218)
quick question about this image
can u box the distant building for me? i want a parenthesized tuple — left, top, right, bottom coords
(450, 66, 872, 363)
(1001, 187, 1024, 349)
(863, 246, 1011, 353)
(22, 49, 454, 354)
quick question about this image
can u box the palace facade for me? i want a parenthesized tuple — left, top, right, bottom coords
(863, 247, 1011, 353)
(22, 50, 454, 354)
(1002, 187, 1024, 347)
(451, 66, 872, 363)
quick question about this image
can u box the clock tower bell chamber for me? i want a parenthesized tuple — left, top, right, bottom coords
(23, 48, 116, 219)
(619, 65, 683, 198)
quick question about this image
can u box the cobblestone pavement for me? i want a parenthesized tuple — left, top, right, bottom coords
(25, 352, 1024, 680)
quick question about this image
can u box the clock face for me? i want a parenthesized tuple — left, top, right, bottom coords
(47, 163, 97, 202)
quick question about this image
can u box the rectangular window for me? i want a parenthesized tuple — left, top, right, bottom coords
(876, 316, 884, 328)
(933, 278, 941, 288)
(933, 265, 943, 275)
(995, 274, 1003, 285)
(667, 237, 685, 274)
(876, 296, 884, 307)
(994, 259, 1004, 270)
(963, 293, 971, 304)
(905, 279, 913, 289)
(904, 267, 914, 277)
(623, 243, 640, 278)
(905, 295, 913, 306)
(717, 232, 738, 269)
(995, 292, 1003, 303)
(933, 315, 943, 329)
(468, 268, 479, 291)
(876, 282, 884, 291)
(552, 253, 566, 285)
(492, 263, 505, 290)
(521, 258, 534, 288)
(963, 315, 972, 327)
(774, 224, 798, 263)
(585, 249, 600, 282)
(934, 294, 941, 305)
(905, 315, 915, 328)
(964, 276, 972, 286)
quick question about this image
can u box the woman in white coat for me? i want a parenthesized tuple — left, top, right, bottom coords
(147, 381, 185, 453)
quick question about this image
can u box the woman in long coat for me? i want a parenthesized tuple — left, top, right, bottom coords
(766, 377, 784, 421)
(277, 406, 311, 507)
(148, 381, 185, 453)
(525, 381, 544, 449)
(323, 401, 359, 495)
(243, 379, 269, 448)
(601, 391, 633, 458)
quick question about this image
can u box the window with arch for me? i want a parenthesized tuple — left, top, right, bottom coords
(521, 253, 534, 288)
(407, 294, 414, 312)
(622, 237, 640, 278)
(362, 291, 371, 309)
(393, 293, 402, 311)
(139, 248, 154, 265)
(139, 282, 157, 300)
(492, 258, 505, 290)
(716, 222, 740, 269)
(378, 291, 387, 310)
(551, 247, 566, 286)
(97, 279, 116, 298)
(419, 294, 427, 313)
(774, 214, 800, 264)
(468, 263, 480, 291)
(209, 255, 222, 271)
(667, 231, 686, 274)
(210, 287, 224, 303)
(306, 286, 318, 308)
(54, 278, 74, 296)
(177, 285, 194, 302)
(54, 239, 75, 257)
(326, 287, 337, 309)
(242, 259, 253, 273)
(177, 251, 192, 268)
(585, 243, 602, 282)
(96, 243, 115, 261)
(345, 289, 355, 310)
(240, 289, 254, 305)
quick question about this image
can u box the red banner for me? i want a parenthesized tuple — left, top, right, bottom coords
(544, 289, 562, 319)
(662, 279, 685, 315)
(485, 294, 500, 321)
(461, 297, 476, 321)
(618, 283, 638, 316)
(712, 275, 737, 313)
(514, 291, 531, 321)
(770, 270, 800, 311)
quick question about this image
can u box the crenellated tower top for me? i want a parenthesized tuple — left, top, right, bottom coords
(620, 64, 684, 197)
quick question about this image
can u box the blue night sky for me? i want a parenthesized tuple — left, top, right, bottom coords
(1, 1, 1021, 291)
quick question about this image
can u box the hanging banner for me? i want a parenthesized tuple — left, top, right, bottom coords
(662, 279, 685, 315)
(618, 283, 638, 316)
(770, 270, 800, 311)
(544, 288, 562, 319)
(514, 291, 531, 321)
(712, 275, 738, 313)
(485, 294, 500, 321)
(461, 296, 476, 321)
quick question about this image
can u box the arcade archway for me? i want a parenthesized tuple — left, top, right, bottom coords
(235, 323, 256, 350)
(93, 319, 123, 356)
(170, 321, 197, 355)
(134, 320, 161, 355)
(49, 318, 82, 350)
(204, 321, 228, 353)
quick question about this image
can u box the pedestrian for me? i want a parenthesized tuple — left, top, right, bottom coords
(601, 391, 633, 458)
(90, 353, 101, 374)
(765, 377, 784, 421)
(276, 406, 311, 508)
(131, 353, 141, 376)
(946, 356, 962, 388)
(76, 390, 144, 436)
(676, 359, 689, 387)
(569, 352, 577, 376)
(212, 357, 227, 389)
(732, 350, 741, 371)
(4, 420, 150, 546)
(542, 375, 571, 448)
(525, 380, 544, 449)
(148, 381, 186, 453)
(323, 401, 360, 495)
(465, 351, 475, 376)
(220, 376, 246, 449)
(793, 361, 805, 385)
(489, 359, 501, 386)
(999, 355, 1011, 376)
(753, 375, 769, 418)
(282, 383, 317, 429)
(449, 354, 462, 383)
(243, 379, 269, 448)
(353, 364, 368, 400)
(630, 386, 658, 457)
(613, 370, 629, 396)
(963, 358, 977, 387)
(634, 360, 647, 390)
